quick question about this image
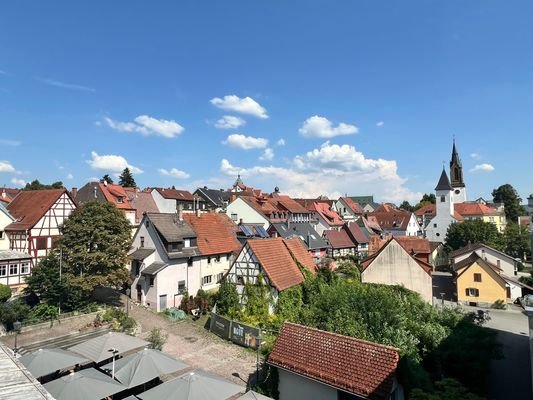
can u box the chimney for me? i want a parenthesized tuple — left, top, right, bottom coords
(239, 218, 243, 225)
(103, 180, 108, 187)
(177, 203, 184, 222)
(196, 207, 201, 217)
(93, 186, 97, 199)
(71, 187, 78, 199)
(1, 189, 5, 199)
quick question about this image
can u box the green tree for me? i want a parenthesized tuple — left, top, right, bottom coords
(118, 168, 136, 187)
(23, 180, 64, 190)
(0, 301, 30, 330)
(502, 223, 531, 260)
(399, 201, 415, 212)
(215, 278, 240, 317)
(59, 201, 132, 297)
(100, 174, 114, 184)
(147, 327, 168, 351)
(411, 378, 483, 400)
(0, 284, 11, 303)
(415, 193, 436, 210)
(492, 184, 524, 223)
(445, 220, 503, 251)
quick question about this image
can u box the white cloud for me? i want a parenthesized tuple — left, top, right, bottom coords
(220, 142, 421, 203)
(87, 151, 143, 174)
(276, 139, 286, 146)
(259, 148, 274, 161)
(66, 173, 74, 180)
(0, 161, 16, 173)
(470, 163, 494, 173)
(104, 115, 184, 138)
(299, 116, 358, 138)
(214, 115, 246, 129)
(470, 152, 480, 160)
(10, 177, 26, 187)
(158, 168, 190, 179)
(376, 121, 384, 127)
(0, 70, 7, 75)
(36, 77, 95, 92)
(87, 177, 100, 182)
(223, 134, 269, 150)
(210, 95, 268, 119)
(0, 139, 21, 146)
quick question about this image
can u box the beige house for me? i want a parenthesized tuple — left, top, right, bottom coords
(361, 238, 433, 302)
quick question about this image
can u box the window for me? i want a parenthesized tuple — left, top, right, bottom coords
(237, 276, 244, 285)
(215, 255, 221, 263)
(497, 260, 501, 267)
(474, 273, 482, 282)
(466, 288, 479, 297)
(0, 231, 4, 239)
(187, 257, 193, 267)
(140, 236, 145, 248)
(0, 265, 6, 276)
(440, 195, 445, 203)
(226, 254, 230, 261)
(231, 213, 238, 222)
(20, 263, 30, 274)
(149, 276, 155, 287)
(184, 239, 190, 248)
(489, 216, 495, 222)
(145, 220, 150, 228)
(178, 280, 186, 294)
(9, 264, 18, 275)
(202, 275, 212, 285)
(433, 223, 437, 228)
(36, 237, 47, 250)
(134, 262, 140, 277)
(207, 256, 211, 264)
(217, 273, 224, 282)
(117, 196, 124, 204)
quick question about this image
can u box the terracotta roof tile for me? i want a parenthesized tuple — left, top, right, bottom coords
(342, 197, 364, 214)
(414, 204, 436, 217)
(344, 222, 369, 244)
(155, 188, 194, 201)
(247, 238, 304, 291)
(314, 202, 344, 226)
(454, 202, 500, 216)
(124, 188, 159, 224)
(183, 213, 241, 256)
(268, 322, 399, 400)
(6, 189, 69, 230)
(394, 236, 431, 255)
(370, 210, 413, 231)
(100, 184, 134, 210)
(324, 229, 355, 249)
(283, 237, 316, 274)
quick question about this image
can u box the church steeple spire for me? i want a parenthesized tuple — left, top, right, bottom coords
(449, 139, 464, 188)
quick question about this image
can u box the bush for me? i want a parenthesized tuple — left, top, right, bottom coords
(0, 284, 11, 303)
(147, 327, 167, 351)
(492, 299, 506, 310)
(28, 303, 59, 322)
(0, 300, 30, 330)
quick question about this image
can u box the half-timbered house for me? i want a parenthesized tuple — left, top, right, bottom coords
(0, 250, 32, 294)
(226, 237, 315, 313)
(5, 189, 76, 266)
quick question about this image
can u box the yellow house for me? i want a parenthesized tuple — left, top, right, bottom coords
(454, 202, 507, 233)
(455, 254, 507, 306)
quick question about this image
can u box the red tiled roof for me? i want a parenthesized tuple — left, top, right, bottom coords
(247, 238, 305, 291)
(6, 189, 68, 230)
(341, 197, 364, 214)
(124, 188, 159, 224)
(100, 183, 134, 210)
(183, 213, 241, 256)
(268, 322, 400, 400)
(454, 202, 500, 216)
(373, 203, 396, 213)
(324, 229, 356, 249)
(283, 237, 316, 274)
(414, 204, 435, 217)
(155, 188, 194, 201)
(1, 188, 20, 202)
(370, 211, 413, 231)
(314, 202, 344, 226)
(344, 221, 369, 244)
(394, 236, 431, 255)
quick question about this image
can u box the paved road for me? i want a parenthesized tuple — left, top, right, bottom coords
(432, 271, 456, 302)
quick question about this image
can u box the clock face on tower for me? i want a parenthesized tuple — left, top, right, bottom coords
(455, 189, 461, 195)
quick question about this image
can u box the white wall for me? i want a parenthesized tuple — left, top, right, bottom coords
(278, 369, 336, 400)
(226, 197, 270, 229)
(362, 240, 433, 302)
(151, 190, 176, 214)
(0, 209, 13, 251)
(199, 253, 233, 291)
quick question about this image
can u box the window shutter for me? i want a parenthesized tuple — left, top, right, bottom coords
(465, 289, 469, 297)
(475, 289, 480, 297)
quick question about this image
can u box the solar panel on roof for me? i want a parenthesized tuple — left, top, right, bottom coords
(241, 225, 254, 236)
(256, 226, 269, 238)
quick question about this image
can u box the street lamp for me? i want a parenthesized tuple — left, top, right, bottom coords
(13, 320, 22, 355)
(108, 348, 119, 379)
(125, 288, 131, 317)
(256, 332, 263, 385)
(440, 292, 445, 306)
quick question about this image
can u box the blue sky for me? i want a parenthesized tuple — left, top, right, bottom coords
(1, 1, 532, 203)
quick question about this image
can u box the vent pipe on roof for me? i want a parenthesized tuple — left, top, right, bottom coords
(93, 186, 97, 199)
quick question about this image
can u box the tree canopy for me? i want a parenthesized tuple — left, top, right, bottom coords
(492, 184, 524, 223)
(118, 168, 136, 187)
(445, 220, 502, 251)
(0, 284, 11, 303)
(501, 223, 531, 260)
(58, 201, 132, 297)
(415, 194, 436, 211)
(399, 201, 415, 212)
(100, 174, 114, 184)
(23, 179, 64, 190)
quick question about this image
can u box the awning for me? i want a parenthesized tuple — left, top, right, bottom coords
(236, 391, 275, 399)
(19, 348, 90, 379)
(141, 262, 167, 276)
(129, 248, 155, 260)
(68, 332, 148, 364)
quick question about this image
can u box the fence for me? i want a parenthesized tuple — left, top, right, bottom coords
(209, 312, 261, 349)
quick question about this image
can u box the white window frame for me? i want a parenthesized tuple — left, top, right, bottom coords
(0, 265, 6, 277)
(202, 275, 212, 285)
(20, 263, 30, 275)
(9, 264, 18, 276)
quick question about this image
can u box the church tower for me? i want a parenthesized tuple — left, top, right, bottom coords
(449, 139, 467, 203)
(424, 168, 455, 242)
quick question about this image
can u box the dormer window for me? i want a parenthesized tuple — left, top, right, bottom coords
(184, 239, 190, 248)
(117, 197, 124, 204)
